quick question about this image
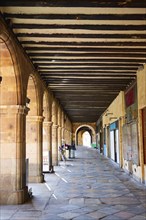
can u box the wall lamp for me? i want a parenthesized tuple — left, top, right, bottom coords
(105, 112, 113, 116)
(109, 117, 117, 120)
(138, 64, 144, 71)
(119, 115, 127, 120)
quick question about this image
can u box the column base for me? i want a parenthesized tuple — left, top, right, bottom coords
(52, 159, 59, 166)
(0, 186, 29, 205)
(28, 174, 44, 183)
(43, 166, 55, 174)
(49, 165, 55, 173)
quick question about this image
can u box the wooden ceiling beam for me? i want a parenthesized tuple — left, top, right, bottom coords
(38, 67, 138, 71)
(56, 97, 115, 102)
(0, 0, 145, 8)
(21, 41, 146, 47)
(34, 63, 140, 67)
(31, 58, 145, 63)
(39, 69, 142, 74)
(29, 52, 146, 58)
(53, 91, 119, 95)
(48, 84, 133, 88)
(13, 23, 146, 31)
(4, 13, 146, 20)
(25, 47, 146, 53)
(40, 71, 136, 75)
(48, 81, 133, 85)
(27, 51, 146, 57)
(1, 1, 145, 123)
(17, 32, 146, 39)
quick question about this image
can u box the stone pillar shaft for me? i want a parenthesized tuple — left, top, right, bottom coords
(26, 116, 44, 183)
(0, 105, 29, 204)
(52, 124, 58, 166)
(58, 126, 62, 148)
(43, 121, 53, 170)
(62, 127, 65, 143)
(58, 126, 62, 161)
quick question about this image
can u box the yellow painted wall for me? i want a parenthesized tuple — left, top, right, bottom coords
(102, 91, 125, 126)
(102, 66, 146, 184)
(102, 91, 125, 167)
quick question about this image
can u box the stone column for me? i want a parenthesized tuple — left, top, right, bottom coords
(0, 105, 29, 204)
(70, 132, 73, 145)
(58, 126, 62, 147)
(26, 116, 44, 183)
(62, 127, 65, 143)
(58, 126, 62, 161)
(52, 124, 59, 166)
(43, 121, 53, 171)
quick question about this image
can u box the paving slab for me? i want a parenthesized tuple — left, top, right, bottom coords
(0, 146, 146, 220)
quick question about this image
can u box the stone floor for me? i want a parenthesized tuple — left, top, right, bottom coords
(1, 146, 146, 220)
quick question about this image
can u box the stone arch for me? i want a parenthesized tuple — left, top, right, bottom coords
(0, 30, 26, 105)
(75, 124, 96, 147)
(26, 73, 43, 116)
(26, 73, 44, 183)
(0, 37, 28, 204)
(0, 38, 22, 104)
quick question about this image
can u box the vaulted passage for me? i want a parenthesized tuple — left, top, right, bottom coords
(0, 0, 146, 214)
(0, 0, 146, 122)
(1, 146, 146, 219)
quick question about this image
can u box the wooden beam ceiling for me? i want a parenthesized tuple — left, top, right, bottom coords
(0, 0, 145, 122)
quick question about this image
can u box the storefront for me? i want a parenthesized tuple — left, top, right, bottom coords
(109, 121, 120, 164)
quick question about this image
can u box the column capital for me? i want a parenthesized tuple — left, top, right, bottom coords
(0, 105, 29, 115)
(52, 124, 59, 129)
(43, 121, 53, 126)
(26, 115, 44, 122)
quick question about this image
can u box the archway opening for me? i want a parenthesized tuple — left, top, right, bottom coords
(75, 125, 96, 148)
(0, 40, 18, 197)
(76, 126, 95, 146)
(0, 40, 28, 204)
(42, 91, 49, 172)
(26, 75, 38, 183)
(0, 41, 17, 105)
(83, 131, 91, 147)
